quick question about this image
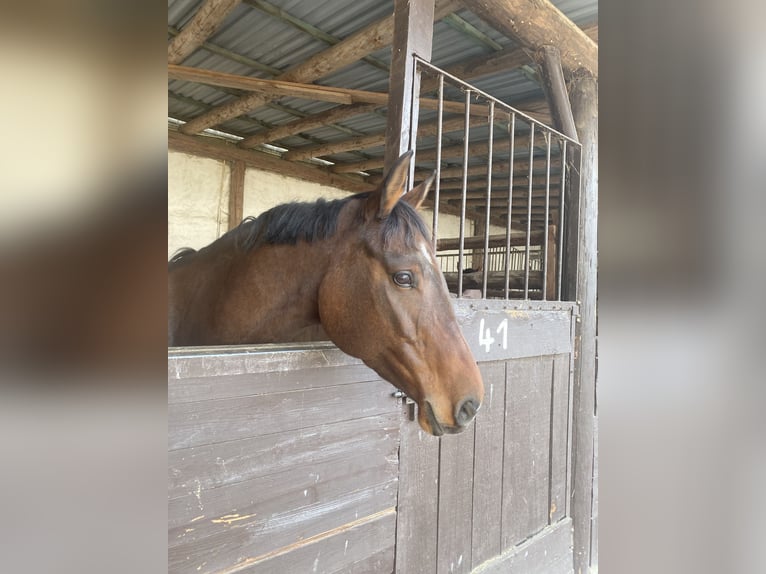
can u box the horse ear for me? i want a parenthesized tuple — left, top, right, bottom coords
(402, 171, 435, 211)
(376, 150, 413, 219)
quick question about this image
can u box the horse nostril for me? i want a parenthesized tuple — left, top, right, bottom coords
(455, 398, 479, 427)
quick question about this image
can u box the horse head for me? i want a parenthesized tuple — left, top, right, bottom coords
(318, 151, 484, 436)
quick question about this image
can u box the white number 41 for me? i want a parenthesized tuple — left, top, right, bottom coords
(478, 318, 508, 353)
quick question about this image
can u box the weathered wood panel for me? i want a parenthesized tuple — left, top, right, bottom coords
(549, 353, 571, 523)
(502, 357, 553, 547)
(394, 406, 440, 574)
(472, 517, 573, 574)
(437, 420, 476, 574)
(455, 304, 574, 361)
(230, 508, 397, 574)
(470, 361, 507, 568)
(169, 378, 396, 450)
(169, 346, 402, 574)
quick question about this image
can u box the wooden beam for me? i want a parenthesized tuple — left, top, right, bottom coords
(567, 68, 598, 574)
(437, 231, 545, 251)
(179, 0, 462, 135)
(291, 114, 488, 162)
(535, 45, 578, 141)
(167, 0, 241, 65)
(384, 0, 436, 172)
(228, 160, 245, 229)
(170, 64, 487, 117)
(237, 104, 381, 149)
(460, 0, 597, 76)
(168, 129, 374, 194)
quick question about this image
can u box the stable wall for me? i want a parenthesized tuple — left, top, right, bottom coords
(168, 150, 468, 257)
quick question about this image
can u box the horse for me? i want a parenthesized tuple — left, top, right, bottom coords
(168, 151, 484, 436)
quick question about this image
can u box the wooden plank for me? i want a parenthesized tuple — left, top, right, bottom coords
(534, 45, 578, 141)
(227, 508, 396, 574)
(168, 446, 397, 546)
(549, 354, 571, 524)
(470, 361, 507, 568)
(167, 0, 241, 65)
(457, 308, 573, 361)
(168, 342, 362, 380)
(436, 421, 476, 574)
(460, 0, 597, 76)
(228, 160, 245, 230)
(168, 129, 374, 193)
(568, 69, 598, 574)
(394, 405, 440, 574)
(169, 362, 379, 404)
(168, 378, 398, 449)
(472, 517, 573, 574)
(237, 103, 379, 149)
(168, 483, 396, 574)
(502, 356, 553, 547)
(384, 0, 435, 172)
(168, 411, 399, 499)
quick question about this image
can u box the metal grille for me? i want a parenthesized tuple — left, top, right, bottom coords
(409, 58, 581, 301)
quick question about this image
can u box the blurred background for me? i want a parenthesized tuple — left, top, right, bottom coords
(0, 0, 763, 572)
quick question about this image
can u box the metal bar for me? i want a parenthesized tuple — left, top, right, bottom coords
(557, 139, 567, 300)
(503, 112, 516, 299)
(432, 73, 444, 249)
(524, 123, 535, 299)
(457, 89, 471, 298)
(413, 57, 580, 147)
(542, 132, 551, 300)
(481, 100, 495, 298)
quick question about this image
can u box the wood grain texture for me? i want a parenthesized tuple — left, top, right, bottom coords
(470, 361, 507, 568)
(167, 0, 241, 65)
(227, 160, 245, 231)
(472, 517, 573, 574)
(204, 509, 396, 574)
(169, 378, 398, 450)
(394, 407, 440, 574)
(436, 420, 476, 574)
(502, 356, 553, 547)
(569, 69, 598, 574)
(460, 0, 597, 76)
(549, 353, 571, 524)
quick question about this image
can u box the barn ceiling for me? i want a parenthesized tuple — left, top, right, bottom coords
(168, 0, 597, 225)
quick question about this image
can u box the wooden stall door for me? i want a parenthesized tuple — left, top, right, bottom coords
(395, 301, 577, 574)
(168, 345, 402, 574)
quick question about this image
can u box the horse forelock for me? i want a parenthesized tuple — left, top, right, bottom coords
(378, 200, 432, 251)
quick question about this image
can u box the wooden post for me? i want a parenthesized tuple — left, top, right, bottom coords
(383, 0, 436, 175)
(534, 45, 578, 141)
(459, 0, 597, 77)
(228, 160, 245, 230)
(568, 68, 598, 574)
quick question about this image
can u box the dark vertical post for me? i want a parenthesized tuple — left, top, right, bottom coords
(535, 45, 578, 141)
(568, 68, 598, 574)
(383, 0, 436, 175)
(227, 160, 245, 231)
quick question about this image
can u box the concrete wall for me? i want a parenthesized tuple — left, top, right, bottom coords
(168, 150, 472, 257)
(168, 151, 229, 258)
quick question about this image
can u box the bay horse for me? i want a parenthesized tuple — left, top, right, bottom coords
(168, 151, 483, 436)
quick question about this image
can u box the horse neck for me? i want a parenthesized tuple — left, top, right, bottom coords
(225, 231, 341, 344)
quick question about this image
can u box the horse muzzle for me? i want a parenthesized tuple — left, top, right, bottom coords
(422, 397, 480, 436)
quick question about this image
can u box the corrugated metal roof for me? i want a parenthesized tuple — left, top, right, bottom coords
(168, 0, 597, 162)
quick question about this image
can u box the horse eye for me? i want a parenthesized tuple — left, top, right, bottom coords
(393, 271, 414, 287)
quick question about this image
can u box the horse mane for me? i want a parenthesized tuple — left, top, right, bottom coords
(168, 247, 197, 269)
(230, 192, 431, 252)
